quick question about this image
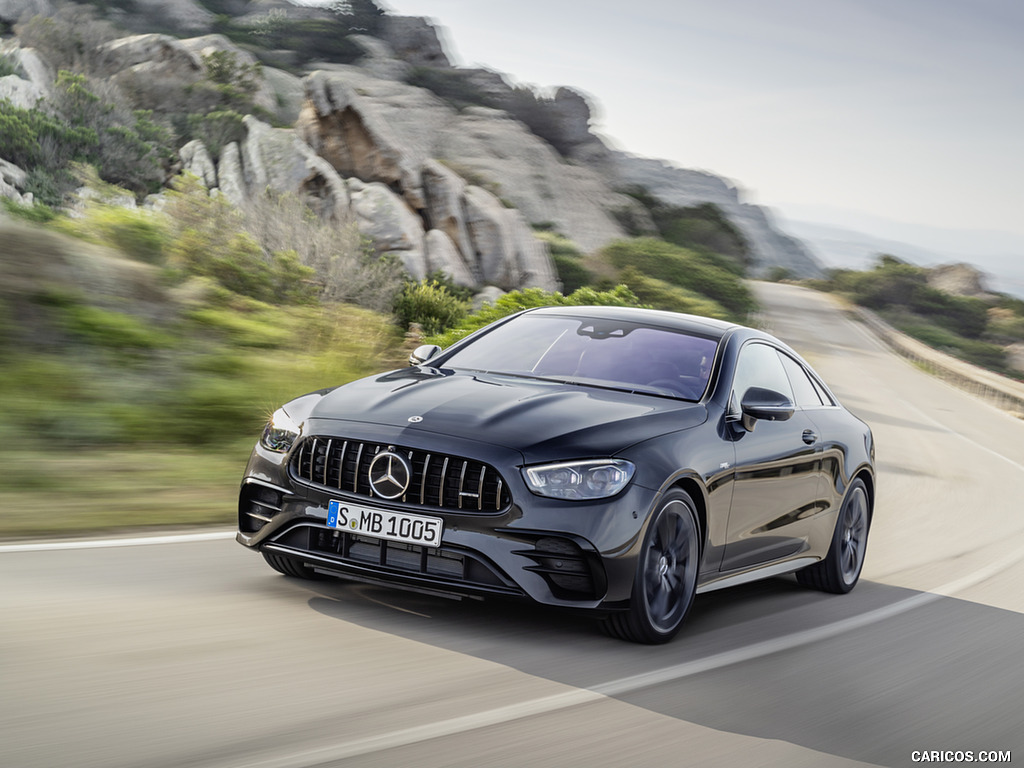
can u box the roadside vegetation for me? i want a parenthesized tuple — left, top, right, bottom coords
(805, 255, 1024, 378)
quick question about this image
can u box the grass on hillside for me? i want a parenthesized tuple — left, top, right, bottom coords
(0, 445, 249, 537)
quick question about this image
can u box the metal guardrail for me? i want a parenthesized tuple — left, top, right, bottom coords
(851, 307, 1024, 418)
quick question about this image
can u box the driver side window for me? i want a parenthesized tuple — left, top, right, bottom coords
(731, 343, 794, 412)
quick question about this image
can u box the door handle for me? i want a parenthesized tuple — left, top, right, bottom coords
(802, 429, 818, 445)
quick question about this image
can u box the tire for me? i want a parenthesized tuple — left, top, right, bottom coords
(262, 550, 320, 580)
(796, 478, 870, 594)
(603, 489, 701, 644)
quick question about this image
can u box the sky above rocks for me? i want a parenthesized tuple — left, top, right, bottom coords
(381, 0, 1024, 246)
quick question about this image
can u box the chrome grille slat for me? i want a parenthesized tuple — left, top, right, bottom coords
(439, 457, 449, 507)
(322, 439, 332, 486)
(353, 443, 364, 494)
(336, 441, 348, 490)
(420, 454, 431, 506)
(291, 437, 511, 513)
(457, 461, 468, 510)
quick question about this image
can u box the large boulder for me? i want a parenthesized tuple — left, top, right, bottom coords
(0, 74, 44, 109)
(347, 179, 427, 279)
(548, 87, 594, 152)
(297, 66, 456, 209)
(216, 142, 247, 208)
(927, 263, 995, 300)
(348, 34, 411, 82)
(462, 185, 557, 291)
(421, 159, 472, 260)
(380, 16, 452, 68)
(100, 33, 203, 75)
(425, 229, 475, 288)
(0, 44, 54, 96)
(0, 0, 54, 25)
(437, 107, 630, 253)
(179, 140, 217, 189)
(237, 116, 350, 221)
(0, 158, 30, 205)
(123, 0, 214, 34)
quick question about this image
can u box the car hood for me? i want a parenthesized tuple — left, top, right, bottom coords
(300, 368, 708, 462)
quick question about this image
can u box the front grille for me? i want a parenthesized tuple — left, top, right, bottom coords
(290, 436, 512, 512)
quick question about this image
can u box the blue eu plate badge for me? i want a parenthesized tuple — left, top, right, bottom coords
(327, 500, 341, 528)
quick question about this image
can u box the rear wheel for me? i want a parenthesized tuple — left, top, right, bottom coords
(603, 489, 700, 644)
(262, 551, 320, 580)
(797, 478, 870, 593)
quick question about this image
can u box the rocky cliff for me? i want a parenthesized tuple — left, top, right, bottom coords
(0, 2, 825, 290)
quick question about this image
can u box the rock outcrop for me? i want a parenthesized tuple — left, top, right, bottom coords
(600, 150, 825, 278)
(0, 158, 30, 205)
(927, 263, 995, 300)
(380, 15, 452, 68)
(0, 0, 53, 25)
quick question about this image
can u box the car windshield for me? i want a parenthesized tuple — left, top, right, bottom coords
(442, 314, 720, 400)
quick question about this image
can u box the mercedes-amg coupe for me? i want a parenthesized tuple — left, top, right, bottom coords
(237, 306, 874, 643)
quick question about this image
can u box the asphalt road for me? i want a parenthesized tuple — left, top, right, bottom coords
(3, 282, 1023, 768)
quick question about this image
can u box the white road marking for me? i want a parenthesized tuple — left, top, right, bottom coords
(0, 530, 236, 553)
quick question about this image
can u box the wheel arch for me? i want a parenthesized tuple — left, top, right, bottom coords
(853, 467, 875, 524)
(671, 475, 708, 558)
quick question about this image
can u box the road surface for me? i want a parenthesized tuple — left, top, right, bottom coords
(3, 282, 1023, 767)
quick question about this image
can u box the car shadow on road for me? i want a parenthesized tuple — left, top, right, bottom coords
(301, 575, 1022, 766)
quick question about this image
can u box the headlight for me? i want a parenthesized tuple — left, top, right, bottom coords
(260, 407, 300, 453)
(522, 459, 635, 501)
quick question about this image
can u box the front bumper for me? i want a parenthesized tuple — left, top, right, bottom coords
(237, 428, 660, 609)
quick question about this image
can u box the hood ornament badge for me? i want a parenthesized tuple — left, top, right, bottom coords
(408, 416, 423, 423)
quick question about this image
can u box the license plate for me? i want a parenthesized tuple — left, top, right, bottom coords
(327, 500, 444, 548)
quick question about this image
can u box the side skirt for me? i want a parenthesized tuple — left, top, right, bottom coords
(696, 556, 818, 594)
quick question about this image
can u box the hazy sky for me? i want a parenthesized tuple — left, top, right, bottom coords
(380, 0, 1024, 242)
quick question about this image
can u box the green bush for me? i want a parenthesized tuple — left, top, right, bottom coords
(0, 54, 17, 78)
(393, 279, 469, 335)
(600, 237, 754, 318)
(552, 254, 593, 294)
(0, 198, 57, 224)
(618, 268, 730, 319)
(60, 303, 175, 351)
(55, 204, 168, 264)
(427, 285, 643, 349)
(161, 176, 316, 304)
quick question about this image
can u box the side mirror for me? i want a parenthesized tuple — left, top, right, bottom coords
(409, 344, 442, 366)
(737, 387, 794, 431)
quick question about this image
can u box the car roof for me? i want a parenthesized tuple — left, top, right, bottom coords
(523, 305, 739, 338)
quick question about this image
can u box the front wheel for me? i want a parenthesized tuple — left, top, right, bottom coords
(603, 489, 701, 644)
(797, 478, 870, 593)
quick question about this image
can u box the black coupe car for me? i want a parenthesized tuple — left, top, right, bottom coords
(238, 306, 874, 643)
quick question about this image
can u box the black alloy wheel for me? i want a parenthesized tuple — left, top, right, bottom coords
(603, 489, 700, 644)
(797, 477, 870, 593)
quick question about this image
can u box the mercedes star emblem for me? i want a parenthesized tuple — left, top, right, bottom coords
(368, 450, 412, 499)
